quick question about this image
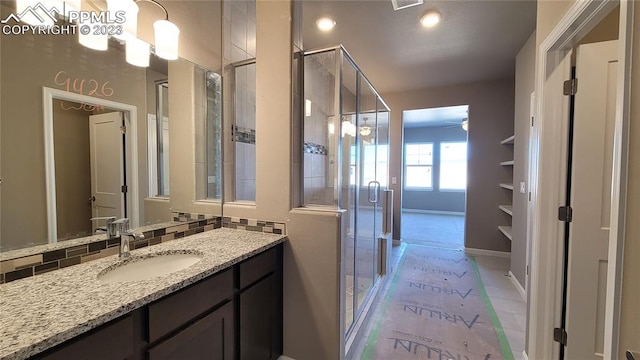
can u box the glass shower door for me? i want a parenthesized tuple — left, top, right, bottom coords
(354, 77, 378, 312)
(341, 55, 359, 332)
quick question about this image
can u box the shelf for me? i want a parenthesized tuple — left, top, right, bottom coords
(499, 205, 513, 216)
(498, 226, 513, 241)
(500, 160, 514, 166)
(501, 135, 515, 145)
(500, 183, 514, 190)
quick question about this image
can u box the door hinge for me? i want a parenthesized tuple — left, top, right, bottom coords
(531, 116, 534, 127)
(121, 185, 128, 194)
(563, 79, 578, 95)
(529, 192, 532, 201)
(120, 125, 127, 134)
(558, 206, 573, 222)
(554, 327, 568, 345)
(526, 265, 529, 276)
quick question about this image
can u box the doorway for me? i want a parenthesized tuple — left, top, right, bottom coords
(52, 99, 126, 241)
(528, 2, 631, 359)
(43, 87, 139, 244)
(400, 105, 469, 249)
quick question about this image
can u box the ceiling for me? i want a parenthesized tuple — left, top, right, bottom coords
(302, 0, 537, 94)
(403, 105, 468, 128)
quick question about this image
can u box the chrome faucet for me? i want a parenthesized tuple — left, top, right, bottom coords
(90, 216, 117, 238)
(114, 218, 144, 259)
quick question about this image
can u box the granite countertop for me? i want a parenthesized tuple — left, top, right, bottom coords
(0, 228, 287, 360)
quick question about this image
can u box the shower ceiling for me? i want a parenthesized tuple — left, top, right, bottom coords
(303, 0, 536, 94)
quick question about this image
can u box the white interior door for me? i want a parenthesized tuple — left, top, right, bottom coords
(565, 40, 618, 360)
(89, 112, 124, 229)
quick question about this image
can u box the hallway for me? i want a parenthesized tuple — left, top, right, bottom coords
(354, 244, 526, 359)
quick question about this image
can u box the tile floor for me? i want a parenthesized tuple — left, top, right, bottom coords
(352, 213, 527, 360)
(474, 255, 527, 360)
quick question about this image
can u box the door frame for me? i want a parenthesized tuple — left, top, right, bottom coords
(528, 1, 633, 359)
(43, 87, 140, 244)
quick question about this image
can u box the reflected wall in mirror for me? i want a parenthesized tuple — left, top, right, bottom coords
(0, 2, 223, 253)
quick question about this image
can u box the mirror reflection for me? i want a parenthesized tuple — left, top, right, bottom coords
(0, 8, 222, 253)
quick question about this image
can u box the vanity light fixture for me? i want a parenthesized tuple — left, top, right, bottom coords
(107, 0, 139, 40)
(341, 117, 356, 137)
(126, 36, 151, 67)
(134, 0, 180, 60)
(78, 17, 109, 51)
(420, 10, 442, 28)
(316, 17, 336, 32)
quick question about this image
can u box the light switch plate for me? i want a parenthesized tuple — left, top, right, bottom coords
(392, 177, 397, 185)
(520, 182, 526, 193)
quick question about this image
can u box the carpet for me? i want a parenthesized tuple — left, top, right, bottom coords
(361, 245, 513, 360)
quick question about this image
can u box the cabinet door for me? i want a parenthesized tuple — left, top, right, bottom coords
(240, 273, 282, 360)
(147, 301, 235, 360)
(38, 315, 134, 360)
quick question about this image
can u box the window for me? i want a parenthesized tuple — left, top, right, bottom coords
(440, 142, 467, 190)
(404, 143, 433, 188)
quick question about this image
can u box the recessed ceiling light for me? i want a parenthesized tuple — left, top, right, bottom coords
(316, 17, 336, 32)
(420, 10, 442, 28)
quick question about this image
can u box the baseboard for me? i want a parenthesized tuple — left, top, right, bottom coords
(402, 209, 465, 216)
(522, 350, 528, 360)
(278, 356, 296, 360)
(509, 271, 527, 302)
(464, 247, 511, 258)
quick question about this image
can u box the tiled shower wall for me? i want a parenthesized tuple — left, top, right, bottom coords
(303, 54, 336, 206)
(223, 0, 257, 202)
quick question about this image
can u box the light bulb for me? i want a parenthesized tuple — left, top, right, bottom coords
(154, 20, 180, 60)
(420, 10, 442, 28)
(462, 120, 469, 131)
(126, 37, 150, 67)
(316, 17, 336, 32)
(78, 19, 108, 51)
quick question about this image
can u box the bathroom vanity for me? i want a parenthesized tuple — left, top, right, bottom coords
(0, 228, 285, 360)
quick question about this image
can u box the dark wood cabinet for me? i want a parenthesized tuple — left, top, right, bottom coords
(240, 274, 282, 360)
(147, 301, 235, 360)
(33, 244, 282, 360)
(37, 314, 136, 360)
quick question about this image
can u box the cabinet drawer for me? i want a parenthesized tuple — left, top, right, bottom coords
(240, 246, 279, 289)
(148, 269, 233, 343)
(38, 315, 134, 360)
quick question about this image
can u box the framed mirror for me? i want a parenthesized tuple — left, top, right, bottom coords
(0, 2, 222, 254)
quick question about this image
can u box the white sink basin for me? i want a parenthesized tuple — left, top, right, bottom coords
(98, 251, 204, 283)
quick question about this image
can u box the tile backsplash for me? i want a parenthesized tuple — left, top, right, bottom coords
(0, 215, 286, 284)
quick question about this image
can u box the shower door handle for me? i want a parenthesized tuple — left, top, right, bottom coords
(368, 181, 380, 203)
(368, 181, 376, 203)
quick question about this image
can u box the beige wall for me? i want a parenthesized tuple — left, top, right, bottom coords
(53, 100, 92, 240)
(384, 78, 515, 252)
(512, 31, 536, 287)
